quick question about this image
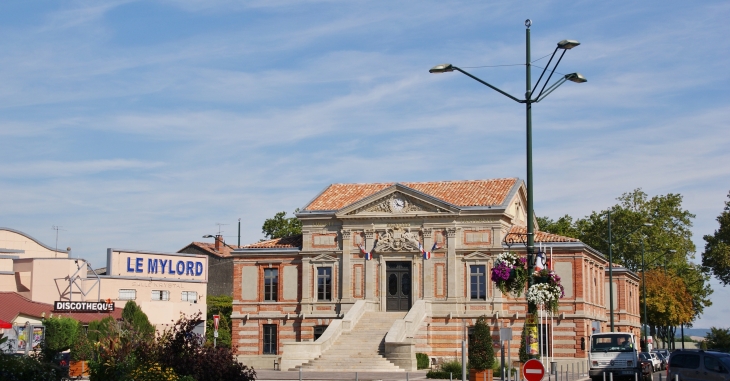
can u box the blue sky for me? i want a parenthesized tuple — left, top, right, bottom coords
(1, 1, 729, 328)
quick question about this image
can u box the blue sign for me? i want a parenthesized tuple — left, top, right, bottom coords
(126, 257, 204, 276)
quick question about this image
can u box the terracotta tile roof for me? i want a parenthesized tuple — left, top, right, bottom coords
(304, 178, 518, 211)
(180, 242, 240, 258)
(0, 292, 122, 324)
(242, 235, 302, 249)
(508, 225, 581, 243)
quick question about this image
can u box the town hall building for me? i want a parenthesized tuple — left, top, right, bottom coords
(230, 178, 640, 371)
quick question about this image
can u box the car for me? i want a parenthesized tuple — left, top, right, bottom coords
(653, 351, 668, 370)
(668, 349, 730, 381)
(641, 351, 661, 372)
(654, 348, 670, 359)
(637, 356, 653, 381)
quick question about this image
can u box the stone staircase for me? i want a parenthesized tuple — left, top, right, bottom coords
(294, 311, 408, 372)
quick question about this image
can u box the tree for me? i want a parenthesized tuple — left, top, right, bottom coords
(642, 269, 694, 345)
(206, 295, 232, 348)
(702, 191, 730, 286)
(261, 210, 302, 239)
(540, 189, 712, 323)
(468, 316, 495, 371)
(537, 214, 580, 239)
(86, 316, 115, 342)
(122, 301, 155, 337)
(705, 327, 730, 351)
(42, 316, 80, 357)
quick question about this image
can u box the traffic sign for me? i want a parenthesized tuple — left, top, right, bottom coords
(213, 315, 220, 331)
(522, 359, 545, 381)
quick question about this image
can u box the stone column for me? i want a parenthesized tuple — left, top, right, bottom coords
(301, 256, 312, 312)
(364, 229, 375, 300)
(341, 229, 352, 303)
(446, 227, 458, 300)
(422, 228, 434, 300)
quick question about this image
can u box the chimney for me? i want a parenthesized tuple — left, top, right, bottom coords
(215, 235, 223, 251)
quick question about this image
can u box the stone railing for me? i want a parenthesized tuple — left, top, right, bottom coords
(279, 300, 373, 370)
(384, 300, 430, 371)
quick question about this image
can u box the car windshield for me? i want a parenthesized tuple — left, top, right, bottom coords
(639, 353, 649, 360)
(592, 335, 634, 352)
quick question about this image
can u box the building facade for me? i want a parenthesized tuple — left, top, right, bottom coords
(230, 179, 641, 370)
(178, 235, 236, 297)
(0, 228, 207, 336)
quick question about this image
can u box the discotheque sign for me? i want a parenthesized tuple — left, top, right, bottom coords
(54, 301, 116, 312)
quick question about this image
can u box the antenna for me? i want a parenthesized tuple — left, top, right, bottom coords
(52, 225, 66, 258)
(215, 223, 228, 236)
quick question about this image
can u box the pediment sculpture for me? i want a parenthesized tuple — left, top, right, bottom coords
(374, 227, 420, 252)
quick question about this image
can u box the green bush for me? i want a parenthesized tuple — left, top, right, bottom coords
(469, 316, 495, 371)
(87, 316, 116, 342)
(71, 331, 94, 361)
(42, 316, 80, 358)
(426, 370, 453, 379)
(417, 353, 430, 369)
(0, 352, 63, 381)
(122, 300, 155, 337)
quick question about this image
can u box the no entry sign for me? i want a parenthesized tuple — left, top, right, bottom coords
(522, 359, 545, 381)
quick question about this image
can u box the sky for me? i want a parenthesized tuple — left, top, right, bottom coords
(1, 0, 729, 328)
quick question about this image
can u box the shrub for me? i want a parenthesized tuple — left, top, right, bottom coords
(42, 316, 80, 358)
(71, 331, 94, 361)
(130, 362, 179, 381)
(122, 301, 155, 337)
(0, 351, 63, 381)
(151, 312, 256, 381)
(87, 316, 116, 342)
(468, 316, 495, 371)
(416, 352, 430, 369)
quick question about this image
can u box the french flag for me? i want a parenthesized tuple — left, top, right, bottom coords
(420, 242, 440, 260)
(358, 244, 373, 260)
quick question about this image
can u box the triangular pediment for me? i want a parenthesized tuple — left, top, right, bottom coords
(310, 254, 339, 263)
(337, 184, 460, 217)
(463, 251, 490, 261)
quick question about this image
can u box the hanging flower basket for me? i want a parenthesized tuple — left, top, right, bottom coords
(526, 269, 565, 314)
(491, 252, 528, 297)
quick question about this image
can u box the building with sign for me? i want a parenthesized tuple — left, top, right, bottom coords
(230, 179, 640, 371)
(0, 228, 208, 343)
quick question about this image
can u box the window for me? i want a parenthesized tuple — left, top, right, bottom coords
(704, 355, 721, 373)
(182, 291, 197, 302)
(118, 289, 136, 300)
(313, 325, 327, 341)
(263, 324, 277, 354)
(317, 267, 332, 301)
(671, 354, 700, 369)
(264, 268, 278, 301)
(151, 290, 169, 301)
(470, 265, 486, 300)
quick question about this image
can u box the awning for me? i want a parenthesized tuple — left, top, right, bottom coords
(0, 319, 12, 329)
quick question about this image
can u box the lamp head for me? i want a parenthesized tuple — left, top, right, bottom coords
(643, 223, 653, 227)
(429, 63, 454, 73)
(202, 234, 215, 238)
(565, 73, 587, 83)
(557, 39, 580, 50)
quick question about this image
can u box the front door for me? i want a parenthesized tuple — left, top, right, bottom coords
(386, 261, 411, 311)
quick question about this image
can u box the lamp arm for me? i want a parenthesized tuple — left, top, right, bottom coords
(452, 67, 523, 103)
(535, 49, 567, 101)
(532, 47, 559, 97)
(534, 77, 567, 102)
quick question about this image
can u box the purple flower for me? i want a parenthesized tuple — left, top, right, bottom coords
(491, 263, 512, 282)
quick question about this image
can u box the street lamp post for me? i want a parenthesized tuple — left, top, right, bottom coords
(430, 20, 585, 360)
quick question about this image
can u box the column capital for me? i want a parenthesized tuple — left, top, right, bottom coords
(364, 229, 375, 239)
(341, 229, 352, 239)
(446, 227, 458, 238)
(422, 228, 433, 238)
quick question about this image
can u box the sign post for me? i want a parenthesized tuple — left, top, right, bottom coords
(213, 315, 220, 348)
(500, 328, 513, 381)
(522, 359, 545, 381)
